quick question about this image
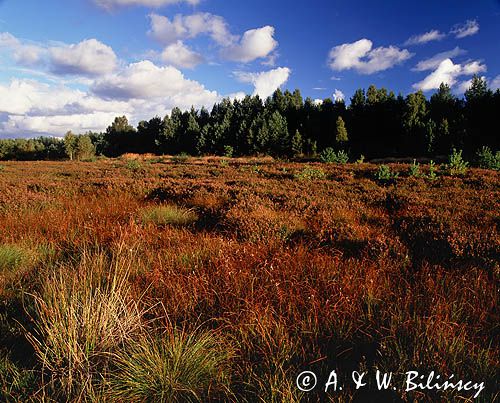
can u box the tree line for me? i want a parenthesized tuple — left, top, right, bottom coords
(1, 76, 499, 162)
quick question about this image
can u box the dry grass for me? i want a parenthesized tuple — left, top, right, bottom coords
(0, 157, 498, 401)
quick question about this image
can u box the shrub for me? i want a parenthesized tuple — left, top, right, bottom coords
(427, 160, 438, 180)
(223, 145, 234, 158)
(125, 159, 143, 173)
(294, 166, 326, 180)
(0, 164, 4, 171)
(476, 146, 500, 171)
(107, 328, 233, 402)
(141, 205, 198, 227)
(319, 148, 349, 164)
(355, 155, 365, 164)
(375, 165, 399, 182)
(408, 160, 421, 178)
(445, 148, 468, 176)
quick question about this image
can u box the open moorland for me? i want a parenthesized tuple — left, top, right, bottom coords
(0, 156, 498, 402)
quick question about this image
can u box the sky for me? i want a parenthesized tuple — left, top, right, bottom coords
(0, 0, 499, 138)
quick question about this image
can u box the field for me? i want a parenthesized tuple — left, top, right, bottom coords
(0, 156, 498, 402)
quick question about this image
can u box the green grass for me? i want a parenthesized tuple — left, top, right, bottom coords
(0, 245, 30, 273)
(108, 327, 234, 402)
(141, 205, 198, 227)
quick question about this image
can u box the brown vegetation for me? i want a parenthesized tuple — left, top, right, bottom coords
(0, 157, 498, 401)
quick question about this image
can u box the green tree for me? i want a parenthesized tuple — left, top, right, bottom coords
(266, 110, 289, 156)
(64, 131, 77, 160)
(74, 135, 96, 161)
(335, 116, 348, 145)
(291, 129, 304, 157)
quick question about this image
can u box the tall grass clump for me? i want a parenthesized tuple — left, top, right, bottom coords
(26, 249, 145, 399)
(141, 205, 198, 227)
(107, 327, 234, 402)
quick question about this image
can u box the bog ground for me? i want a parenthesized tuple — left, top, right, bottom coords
(0, 156, 498, 402)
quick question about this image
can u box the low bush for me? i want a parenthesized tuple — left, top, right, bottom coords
(408, 160, 421, 178)
(375, 165, 399, 182)
(475, 146, 500, 171)
(319, 147, 349, 164)
(445, 148, 468, 176)
(294, 166, 326, 180)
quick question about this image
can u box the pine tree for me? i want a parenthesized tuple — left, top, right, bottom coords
(335, 116, 348, 144)
(291, 129, 303, 157)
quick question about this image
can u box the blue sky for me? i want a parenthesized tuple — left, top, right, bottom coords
(0, 0, 499, 137)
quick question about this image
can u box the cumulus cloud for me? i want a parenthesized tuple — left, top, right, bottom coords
(413, 58, 487, 91)
(413, 47, 466, 71)
(160, 41, 203, 68)
(222, 26, 278, 63)
(0, 32, 44, 66)
(328, 39, 412, 74)
(451, 19, 480, 38)
(94, 0, 200, 10)
(149, 14, 278, 63)
(149, 12, 235, 46)
(333, 89, 344, 102)
(0, 59, 233, 137)
(49, 39, 118, 76)
(0, 78, 133, 136)
(92, 60, 219, 109)
(234, 67, 291, 99)
(405, 29, 446, 46)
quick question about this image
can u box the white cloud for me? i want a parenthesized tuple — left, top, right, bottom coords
(94, 0, 200, 10)
(49, 39, 118, 76)
(0, 32, 44, 66)
(92, 60, 219, 109)
(161, 41, 203, 69)
(0, 32, 19, 47)
(490, 75, 500, 91)
(413, 58, 487, 91)
(451, 20, 480, 38)
(333, 89, 344, 102)
(235, 67, 291, 99)
(0, 59, 234, 137)
(0, 78, 135, 136)
(405, 29, 446, 45)
(413, 47, 466, 71)
(462, 60, 487, 75)
(3, 112, 120, 136)
(222, 26, 278, 63)
(149, 13, 235, 46)
(328, 38, 412, 74)
(149, 14, 278, 63)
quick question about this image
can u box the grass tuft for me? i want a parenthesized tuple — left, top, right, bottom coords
(141, 205, 198, 227)
(108, 327, 234, 402)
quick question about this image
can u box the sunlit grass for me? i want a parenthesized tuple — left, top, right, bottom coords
(141, 205, 198, 227)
